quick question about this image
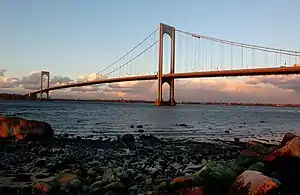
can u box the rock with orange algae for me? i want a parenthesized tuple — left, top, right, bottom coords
(0, 116, 53, 142)
(53, 172, 80, 185)
(229, 170, 280, 195)
(280, 132, 297, 147)
(264, 136, 300, 162)
(264, 136, 300, 194)
(172, 187, 206, 195)
(169, 177, 195, 192)
(32, 182, 54, 194)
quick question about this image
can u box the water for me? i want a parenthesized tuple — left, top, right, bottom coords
(1, 100, 300, 142)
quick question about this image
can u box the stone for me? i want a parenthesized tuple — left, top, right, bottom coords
(54, 172, 80, 186)
(119, 134, 135, 146)
(247, 140, 274, 156)
(73, 168, 85, 176)
(170, 177, 195, 191)
(265, 136, 300, 161)
(0, 116, 53, 142)
(229, 170, 280, 195)
(102, 181, 126, 193)
(280, 132, 297, 147)
(234, 149, 259, 168)
(136, 125, 143, 128)
(186, 162, 203, 170)
(156, 181, 169, 191)
(87, 167, 97, 176)
(234, 137, 240, 142)
(69, 178, 82, 188)
(32, 182, 53, 194)
(144, 177, 153, 186)
(193, 161, 237, 195)
(0, 176, 33, 195)
(247, 162, 265, 173)
(173, 187, 206, 195)
(264, 136, 300, 194)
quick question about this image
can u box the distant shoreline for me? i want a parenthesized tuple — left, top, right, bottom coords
(1, 93, 300, 108)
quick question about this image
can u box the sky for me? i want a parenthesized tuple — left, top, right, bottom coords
(1, 0, 300, 103)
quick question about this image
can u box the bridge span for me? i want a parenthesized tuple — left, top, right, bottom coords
(27, 66, 300, 99)
(26, 23, 300, 106)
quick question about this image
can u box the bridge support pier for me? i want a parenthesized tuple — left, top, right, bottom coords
(40, 71, 50, 100)
(154, 23, 176, 106)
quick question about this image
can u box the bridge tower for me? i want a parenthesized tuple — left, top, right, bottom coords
(40, 71, 50, 100)
(154, 23, 176, 106)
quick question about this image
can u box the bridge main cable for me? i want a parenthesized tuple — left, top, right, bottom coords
(83, 28, 158, 82)
(104, 40, 159, 77)
(176, 29, 300, 56)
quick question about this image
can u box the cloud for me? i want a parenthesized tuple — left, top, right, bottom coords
(1, 70, 300, 104)
(246, 75, 300, 92)
(50, 76, 74, 84)
(0, 69, 7, 77)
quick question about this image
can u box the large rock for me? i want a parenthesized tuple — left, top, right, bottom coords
(280, 132, 297, 147)
(0, 116, 53, 142)
(229, 170, 280, 195)
(264, 135, 300, 194)
(118, 134, 135, 147)
(264, 136, 300, 161)
(193, 161, 237, 195)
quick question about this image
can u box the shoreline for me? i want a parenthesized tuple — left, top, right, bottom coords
(2, 97, 300, 108)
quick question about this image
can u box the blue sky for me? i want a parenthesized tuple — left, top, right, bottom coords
(1, 0, 299, 79)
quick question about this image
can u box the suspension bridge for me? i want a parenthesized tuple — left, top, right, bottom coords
(26, 23, 300, 106)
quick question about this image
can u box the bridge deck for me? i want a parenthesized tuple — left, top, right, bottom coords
(28, 66, 300, 95)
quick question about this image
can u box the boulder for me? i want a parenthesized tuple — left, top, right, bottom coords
(193, 161, 237, 195)
(118, 134, 135, 147)
(280, 132, 297, 147)
(229, 170, 280, 195)
(247, 140, 276, 156)
(264, 136, 300, 162)
(0, 116, 53, 142)
(233, 149, 259, 171)
(247, 162, 265, 174)
(264, 135, 300, 194)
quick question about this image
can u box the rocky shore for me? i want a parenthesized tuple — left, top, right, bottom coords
(1, 133, 247, 195)
(1, 116, 300, 195)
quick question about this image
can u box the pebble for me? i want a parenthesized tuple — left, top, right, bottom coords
(0, 133, 245, 194)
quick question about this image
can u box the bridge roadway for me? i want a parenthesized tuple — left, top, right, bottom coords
(28, 66, 300, 95)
